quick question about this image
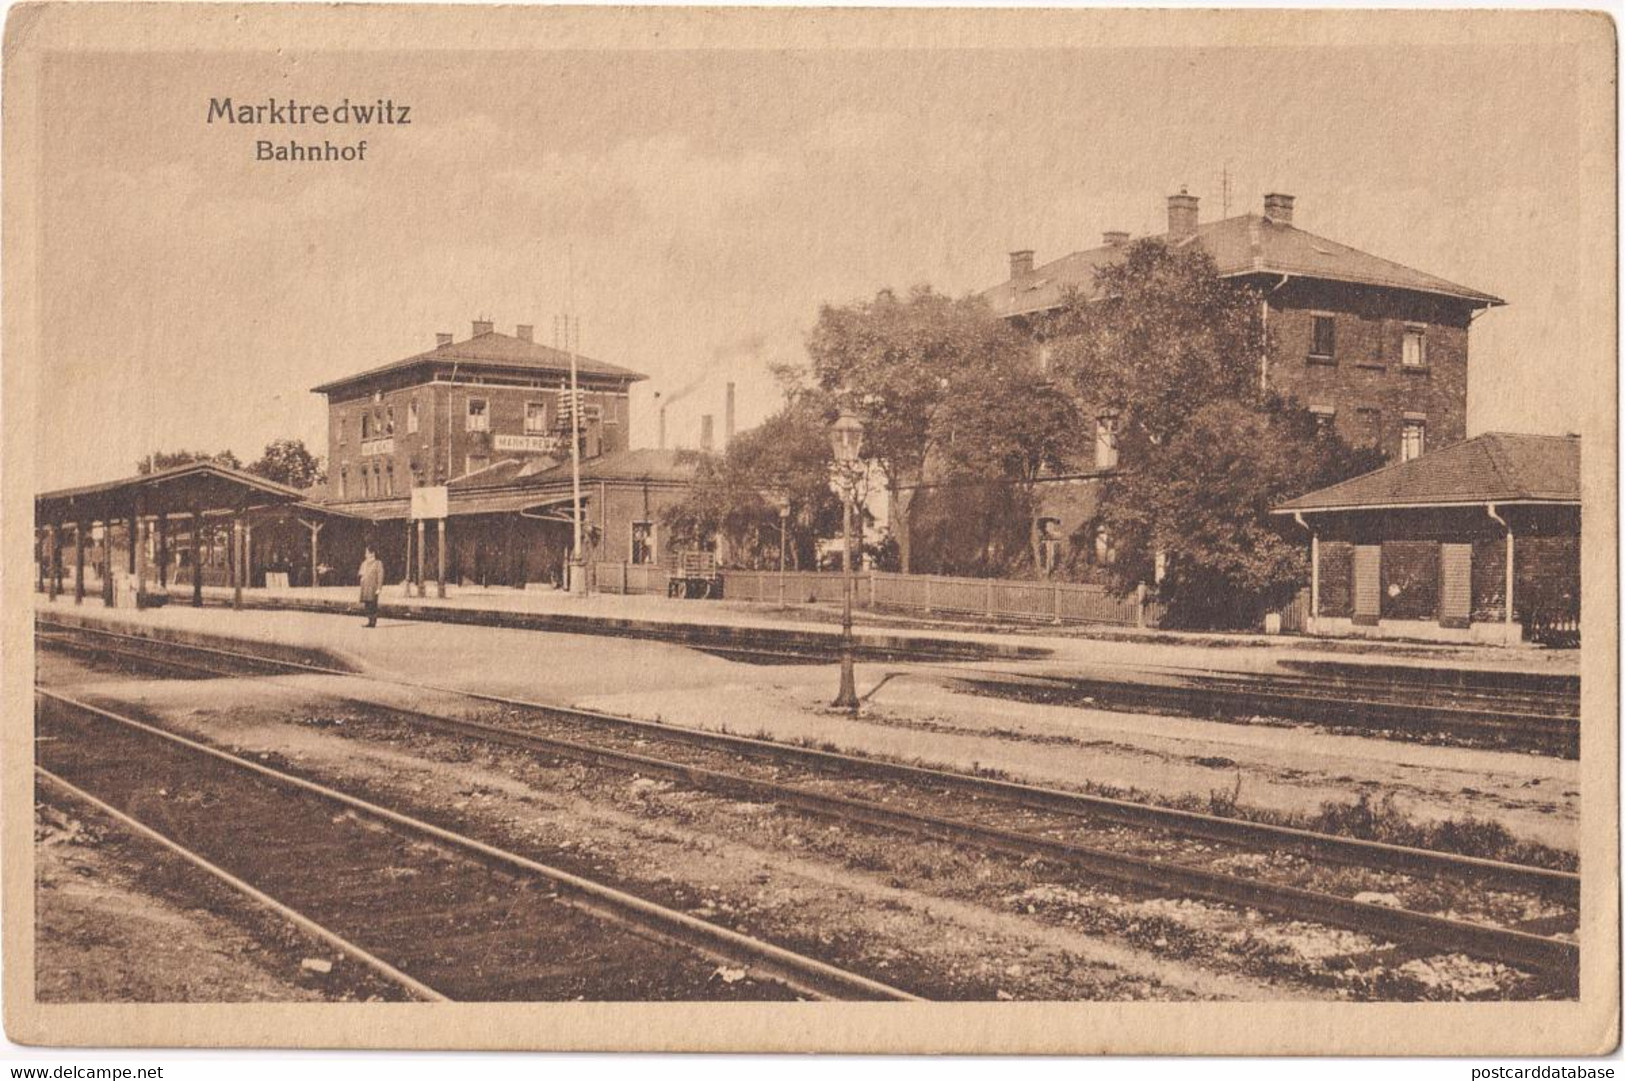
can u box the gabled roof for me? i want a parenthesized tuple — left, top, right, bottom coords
(36, 461, 308, 520)
(984, 214, 1505, 319)
(1274, 433, 1580, 514)
(311, 329, 647, 395)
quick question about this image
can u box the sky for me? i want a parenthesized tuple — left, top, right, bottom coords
(32, 27, 1610, 489)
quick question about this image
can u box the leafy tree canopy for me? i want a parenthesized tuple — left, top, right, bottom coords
(1050, 239, 1265, 451)
(805, 285, 1032, 571)
(1094, 399, 1383, 628)
(661, 393, 844, 570)
(247, 438, 326, 490)
(136, 449, 243, 474)
(1042, 237, 1382, 625)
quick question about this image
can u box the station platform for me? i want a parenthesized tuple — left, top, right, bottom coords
(32, 578, 1579, 681)
(33, 594, 1581, 850)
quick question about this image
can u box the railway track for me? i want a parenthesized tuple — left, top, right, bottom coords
(37, 620, 1581, 992)
(952, 666, 1579, 757)
(35, 688, 919, 1002)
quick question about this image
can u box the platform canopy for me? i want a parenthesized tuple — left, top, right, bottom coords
(35, 461, 310, 523)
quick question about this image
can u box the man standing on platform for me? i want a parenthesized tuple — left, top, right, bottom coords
(358, 546, 383, 628)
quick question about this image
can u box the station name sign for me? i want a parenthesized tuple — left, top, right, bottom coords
(494, 434, 563, 454)
(360, 437, 395, 457)
(410, 486, 449, 521)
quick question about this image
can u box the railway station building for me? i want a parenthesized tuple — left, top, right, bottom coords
(1272, 432, 1580, 645)
(308, 319, 696, 588)
(34, 320, 700, 599)
(978, 189, 1506, 571)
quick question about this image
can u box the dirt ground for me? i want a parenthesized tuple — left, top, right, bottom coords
(42, 646, 1563, 1000)
(585, 673, 1579, 853)
(32, 798, 392, 1003)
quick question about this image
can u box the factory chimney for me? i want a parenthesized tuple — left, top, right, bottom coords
(699, 415, 715, 453)
(725, 382, 736, 446)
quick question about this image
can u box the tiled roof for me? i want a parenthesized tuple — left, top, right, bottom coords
(452, 448, 700, 491)
(984, 214, 1505, 319)
(311, 330, 647, 394)
(1274, 433, 1580, 513)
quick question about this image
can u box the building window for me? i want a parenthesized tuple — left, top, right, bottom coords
(385, 461, 395, 497)
(385, 406, 396, 435)
(1355, 406, 1382, 448)
(1402, 325, 1427, 368)
(1310, 315, 1336, 361)
(407, 398, 420, 434)
(1402, 417, 1426, 462)
(1094, 414, 1119, 470)
(466, 398, 489, 432)
(361, 412, 373, 439)
(631, 521, 655, 565)
(525, 401, 548, 434)
(337, 415, 347, 447)
(338, 466, 348, 500)
(361, 466, 372, 498)
(1310, 405, 1336, 434)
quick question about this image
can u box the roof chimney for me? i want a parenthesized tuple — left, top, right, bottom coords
(699, 414, 715, 454)
(515, 324, 534, 343)
(1263, 192, 1295, 225)
(1167, 189, 1199, 240)
(472, 319, 494, 337)
(1102, 231, 1130, 248)
(725, 382, 736, 445)
(1009, 250, 1034, 279)
(435, 332, 454, 347)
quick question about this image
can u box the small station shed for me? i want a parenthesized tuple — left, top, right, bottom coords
(1273, 432, 1580, 645)
(34, 462, 319, 610)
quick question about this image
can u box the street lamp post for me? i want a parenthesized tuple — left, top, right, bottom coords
(828, 410, 864, 713)
(775, 495, 791, 608)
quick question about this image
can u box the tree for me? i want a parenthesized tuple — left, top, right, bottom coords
(247, 438, 326, 490)
(1049, 238, 1266, 451)
(661, 393, 843, 570)
(805, 286, 1029, 572)
(1046, 237, 1381, 626)
(136, 449, 242, 474)
(931, 357, 1088, 575)
(1090, 399, 1383, 628)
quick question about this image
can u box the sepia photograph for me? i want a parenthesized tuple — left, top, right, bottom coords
(2, 2, 1617, 1058)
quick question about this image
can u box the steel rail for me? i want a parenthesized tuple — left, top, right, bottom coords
(295, 693, 1583, 983)
(40, 666, 1581, 988)
(36, 617, 1580, 901)
(36, 766, 450, 1003)
(37, 688, 922, 1004)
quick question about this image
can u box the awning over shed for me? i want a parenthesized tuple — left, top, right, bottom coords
(35, 462, 309, 523)
(1273, 432, 1580, 517)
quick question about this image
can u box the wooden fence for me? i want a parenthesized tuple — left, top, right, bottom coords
(717, 568, 1166, 628)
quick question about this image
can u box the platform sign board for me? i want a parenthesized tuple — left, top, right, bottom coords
(410, 485, 448, 521)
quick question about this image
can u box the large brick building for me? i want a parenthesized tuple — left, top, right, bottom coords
(313, 320, 642, 498)
(306, 318, 695, 588)
(972, 190, 1505, 575)
(983, 190, 1504, 465)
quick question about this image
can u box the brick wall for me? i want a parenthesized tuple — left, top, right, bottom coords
(327, 378, 629, 497)
(1267, 279, 1471, 461)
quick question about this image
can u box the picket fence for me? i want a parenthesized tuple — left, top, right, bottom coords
(591, 561, 1166, 628)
